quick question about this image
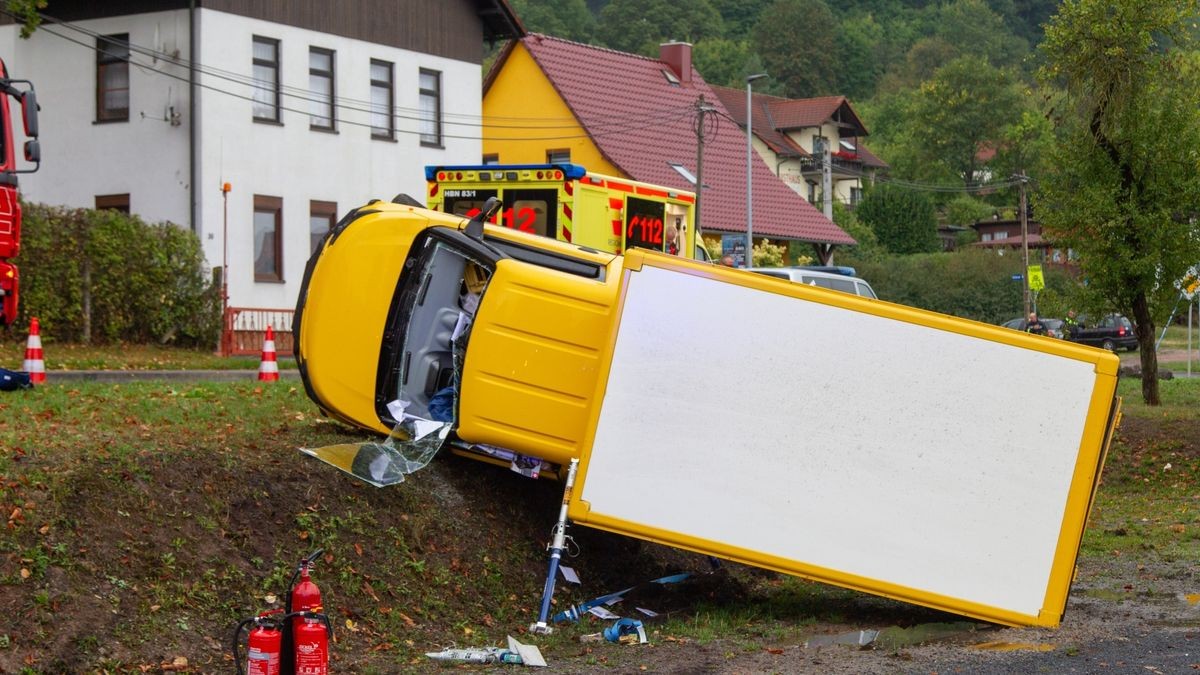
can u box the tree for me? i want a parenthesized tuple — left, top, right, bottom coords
(752, 0, 838, 97)
(908, 57, 1024, 187)
(855, 184, 940, 254)
(510, 0, 597, 43)
(1037, 0, 1200, 405)
(4, 0, 45, 38)
(597, 0, 724, 56)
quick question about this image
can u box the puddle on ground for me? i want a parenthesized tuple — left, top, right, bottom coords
(969, 641, 1055, 652)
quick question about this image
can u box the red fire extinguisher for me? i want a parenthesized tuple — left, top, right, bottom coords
(282, 549, 333, 675)
(233, 610, 283, 675)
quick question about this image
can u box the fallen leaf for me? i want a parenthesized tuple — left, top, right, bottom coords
(38, 524, 49, 535)
(20, 568, 30, 579)
(767, 648, 784, 655)
(354, 543, 363, 557)
(345, 619, 358, 632)
(399, 612, 416, 627)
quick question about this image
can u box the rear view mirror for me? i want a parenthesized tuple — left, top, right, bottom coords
(23, 139, 39, 164)
(20, 89, 37, 138)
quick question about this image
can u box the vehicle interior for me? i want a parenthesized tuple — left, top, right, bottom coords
(393, 239, 490, 420)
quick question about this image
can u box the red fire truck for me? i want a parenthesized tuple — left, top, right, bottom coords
(0, 57, 40, 326)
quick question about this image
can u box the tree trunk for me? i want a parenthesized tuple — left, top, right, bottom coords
(1131, 291, 1159, 405)
(81, 257, 92, 345)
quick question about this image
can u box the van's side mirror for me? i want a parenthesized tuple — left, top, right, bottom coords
(20, 89, 37, 138)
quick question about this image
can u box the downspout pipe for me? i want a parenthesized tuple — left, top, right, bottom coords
(188, 0, 197, 232)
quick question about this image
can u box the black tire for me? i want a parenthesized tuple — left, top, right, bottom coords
(1101, 338, 1116, 352)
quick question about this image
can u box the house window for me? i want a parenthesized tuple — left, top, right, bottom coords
(419, 68, 442, 147)
(253, 195, 283, 282)
(807, 181, 816, 203)
(546, 149, 570, 164)
(252, 36, 281, 122)
(850, 186, 862, 206)
(482, 153, 499, 165)
(995, 231, 1008, 240)
(309, 47, 335, 130)
(97, 33, 130, 122)
(310, 200, 336, 254)
(95, 193, 130, 213)
(369, 59, 394, 139)
(981, 232, 993, 241)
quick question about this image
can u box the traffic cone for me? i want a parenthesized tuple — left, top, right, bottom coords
(22, 316, 45, 384)
(257, 325, 279, 382)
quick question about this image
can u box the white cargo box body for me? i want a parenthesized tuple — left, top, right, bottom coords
(569, 251, 1120, 628)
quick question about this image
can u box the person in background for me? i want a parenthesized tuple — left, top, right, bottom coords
(1025, 312, 1047, 336)
(720, 255, 735, 267)
(1063, 309, 1080, 338)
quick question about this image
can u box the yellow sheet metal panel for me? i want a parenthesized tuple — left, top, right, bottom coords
(569, 249, 1120, 628)
(456, 257, 622, 465)
(298, 205, 438, 434)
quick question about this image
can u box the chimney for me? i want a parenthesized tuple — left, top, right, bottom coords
(660, 42, 692, 84)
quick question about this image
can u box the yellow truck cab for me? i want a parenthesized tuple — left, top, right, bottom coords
(426, 163, 706, 260)
(296, 199, 1120, 629)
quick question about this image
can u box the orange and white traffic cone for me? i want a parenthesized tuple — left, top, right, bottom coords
(257, 325, 279, 382)
(22, 316, 45, 384)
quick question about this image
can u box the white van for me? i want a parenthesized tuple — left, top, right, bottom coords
(748, 266, 878, 299)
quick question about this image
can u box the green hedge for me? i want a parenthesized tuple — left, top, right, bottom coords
(851, 249, 1077, 325)
(13, 202, 221, 345)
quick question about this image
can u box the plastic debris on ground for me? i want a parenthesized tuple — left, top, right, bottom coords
(579, 618, 648, 645)
(299, 397, 449, 487)
(425, 636, 546, 667)
(472, 444, 552, 478)
(0, 368, 32, 391)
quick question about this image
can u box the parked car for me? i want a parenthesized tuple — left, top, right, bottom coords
(1001, 317, 1065, 339)
(1067, 314, 1138, 352)
(747, 266, 878, 299)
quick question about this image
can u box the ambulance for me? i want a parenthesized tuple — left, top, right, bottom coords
(426, 163, 707, 260)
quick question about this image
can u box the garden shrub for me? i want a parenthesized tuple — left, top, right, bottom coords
(13, 202, 220, 345)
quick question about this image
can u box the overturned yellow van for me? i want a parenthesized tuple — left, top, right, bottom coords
(295, 201, 1120, 629)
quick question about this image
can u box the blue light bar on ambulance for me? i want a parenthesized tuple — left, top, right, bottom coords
(425, 163, 588, 181)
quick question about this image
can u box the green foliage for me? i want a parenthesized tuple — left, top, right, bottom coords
(1037, 0, 1200, 403)
(597, 0, 725, 56)
(16, 203, 221, 345)
(510, 0, 597, 42)
(943, 196, 993, 227)
(4, 0, 45, 38)
(908, 57, 1025, 186)
(752, 0, 839, 97)
(692, 38, 754, 89)
(831, 202, 884, 263)
(855, 184, 939, 254)
(852, 248, 1074, 323)
(751, 239, 786, 267)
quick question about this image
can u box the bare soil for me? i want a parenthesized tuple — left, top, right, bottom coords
(1, 410, 1197, 674)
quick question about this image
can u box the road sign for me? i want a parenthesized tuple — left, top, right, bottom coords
(1028, 265, 1045, 291)
(1011, 274, 1023, 282)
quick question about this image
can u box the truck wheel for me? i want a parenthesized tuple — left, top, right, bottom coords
(1101, 339, 1116, 352)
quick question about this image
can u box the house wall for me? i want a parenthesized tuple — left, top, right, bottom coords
(482, 42, 621, 174)
(2, 6, 484, 310)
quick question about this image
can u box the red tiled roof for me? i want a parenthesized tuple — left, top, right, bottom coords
(709, 86, 807, 158)
(709, 86, 886, 169)
(517, 34, 853, 244)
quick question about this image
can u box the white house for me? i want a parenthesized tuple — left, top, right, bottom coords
(0, 0, 522, 324)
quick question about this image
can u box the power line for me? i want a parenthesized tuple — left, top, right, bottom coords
(37, 22, 699, 142)
(35, 11, 695, 134)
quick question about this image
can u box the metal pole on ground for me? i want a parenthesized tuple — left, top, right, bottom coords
(531, 458, 579, 634)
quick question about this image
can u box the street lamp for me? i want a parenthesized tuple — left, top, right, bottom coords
(745, 73, 768, 268)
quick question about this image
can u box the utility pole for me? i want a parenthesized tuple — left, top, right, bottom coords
(693, 95, 715, 258)
(1019, 172, 1031, 318)
(821, 137, 833, 220)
